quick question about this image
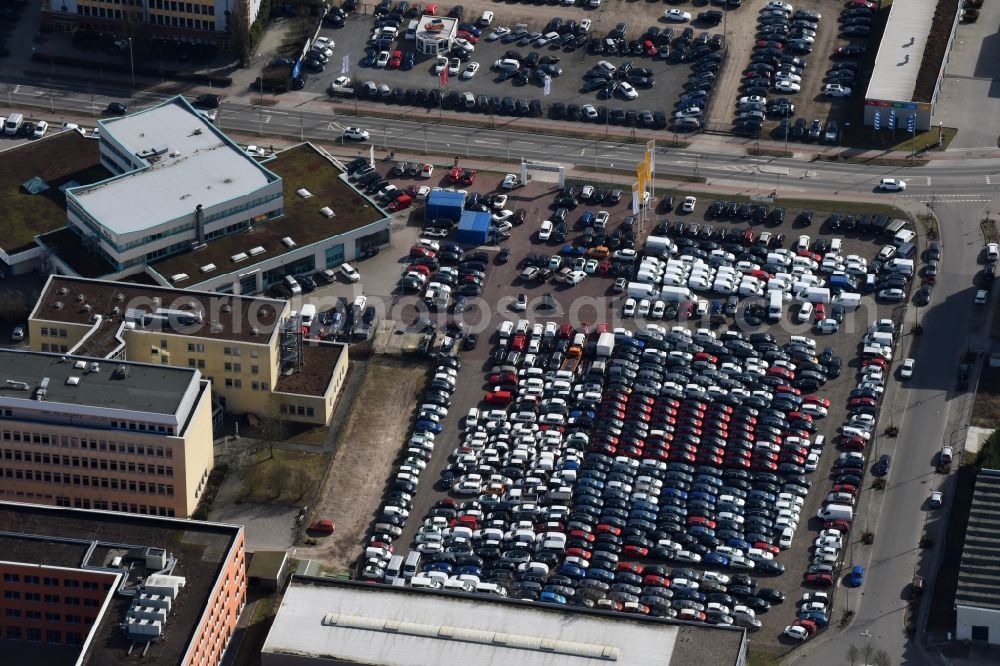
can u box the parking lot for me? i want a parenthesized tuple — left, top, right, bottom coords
(330, 151, 924, 647)
(301, 1, 732, 128)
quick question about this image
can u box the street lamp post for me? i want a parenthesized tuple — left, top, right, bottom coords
(128, 37, 136, 91)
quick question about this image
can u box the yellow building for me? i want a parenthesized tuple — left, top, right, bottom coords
(0, 349, 213, 517)
(40, 1, 261, 47)
(28, 274, 348, 426)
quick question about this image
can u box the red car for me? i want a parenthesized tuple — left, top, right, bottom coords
(814, 303, 826, 321)
(804, 573, 833, 588)
(456, 30, 479, 43)
(754, 541, 780, 555)
(484, 390, 512, 405)
(448, 166, 463, 182)
(488, 372, 516, 384)
(794, 618, 819, 635)
(825, 519, 852, 532)
(618, 562, 644, 574)
(624, 545, 650, 557)
(596, 524, 621, 536)
(687, 516, 716, 529)
(832, 484, 858, 496)
(425, 3, 438, 13)
(409, 245, 435, 259)
(643, 575, 669, 587)
(841, 436, 866, 451)
(566, 547, 592, 559)
(407, 263, 431, 275)
(510, 334, 526, 351)
(569, 529, 595, 542)
(309, 519, 335, 534)
(863, 357, 889, 369)
(388, 50, 403, 68)
(460, 168, 476, 184)
(643, 39, 657, 56)
(804, 396, 831, 407)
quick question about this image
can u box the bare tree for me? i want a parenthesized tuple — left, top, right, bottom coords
(255, 399, 290, 460)
(264, 462, 288, 500)
(861, 641, 876, 665)
(846, 644, 861, 666)
(290, 466, 311, 501)
(871, 649, 891, 666)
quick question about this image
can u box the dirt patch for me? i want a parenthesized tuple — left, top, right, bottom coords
(294, 358, 429, 573)
(971, 366, 1000, 428)
(914, 0, 960, 102)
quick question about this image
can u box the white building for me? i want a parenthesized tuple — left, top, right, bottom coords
(66, 97, 284, 273)
(262, 577, 749, 666)
(415, 15, 458, 55)
(955, 468, 1000, 644)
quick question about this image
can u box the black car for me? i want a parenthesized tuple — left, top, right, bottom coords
(194, 94, 220, 109)
(105, 102, 128, 115)
(872, 454, 891, 477)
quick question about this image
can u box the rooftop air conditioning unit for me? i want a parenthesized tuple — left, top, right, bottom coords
(281, 237, 296, 248)
(248, 246, 265, 257)
(320, 207, 335, 218)
(83, 304, 92, 312)
(74, 360, 87, 370)
(200, 263, 217, 273)
(231, 252, 248, 263)
(171, 273, 189, 283)
(66, 377, 80, 386)
(76, 293, 86, 302)
(53, 301, 63, 309)
(222, 304, 232, 313)
(297, 188, 314, 198)
(58, 287, 69, 295)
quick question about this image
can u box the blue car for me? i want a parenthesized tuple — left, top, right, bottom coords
(801, 611, 829, 627)
(586, 567, 615, 584)
(540, 591, 567, 605)
(663, 488, 689, 501)
(558, 564, 586, 579)
(848, 565, 865, 587)
(414, 419, 442, 433)
(425, 562, 452, 574)
(704, 552, 730, 567)
(401, 52, 415, 70)
(726, 538, 752, 552)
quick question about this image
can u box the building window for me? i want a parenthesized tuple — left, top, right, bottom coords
(251, 365, 259, 375)
(225, 379, 233, 388)
(4, 590, 20, 600)
(26, 628, 41, 642)
(46, 630, 61, 643)
(3, 573, 19, 583)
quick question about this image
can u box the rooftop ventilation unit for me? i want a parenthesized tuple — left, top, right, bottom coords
(66, 376, 80, 386)
(248, 246, 265, 257)
(34, 377, 50, 400)
(281, 237, 296, 248)
(58, 287, 69, 295)
(74, 360, 87, 370)
(90, 363, 100, 374)
(53, 301, 63, 309)
(135, 145, 169, 160)
(231, 252, 248, 263)
(200, 263, 216, 273)
(5, 380, 30, 390)
(250, 327, 259, 336)
(222, 304, 232, 314)
(297, 188, 314, 198)
(211, 322, 223, 333)
(171, 273, 189, 283)
(115, 293, 124, 301)
(76, 293, 86, 302)
(320, 207, 335, 218)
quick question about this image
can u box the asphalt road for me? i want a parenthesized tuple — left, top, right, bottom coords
(7, 77, 1000, 664)
(789, 200, 991, 665)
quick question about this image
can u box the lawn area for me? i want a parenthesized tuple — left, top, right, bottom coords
(0, 131, 107, 254)
(748, 648, 782, 666)
(971, 367, 1000, 428)
(240, 448, 326, 505)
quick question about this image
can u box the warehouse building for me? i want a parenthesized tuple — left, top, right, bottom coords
(862, 0, 961, 131)
(955, 468, 1000, 644)
(0, 501, 245, 666)
(262, 577, 748, 666)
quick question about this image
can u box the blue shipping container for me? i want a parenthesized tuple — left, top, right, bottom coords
(426, 190, 466, 222)
(455, 211, 491, 245)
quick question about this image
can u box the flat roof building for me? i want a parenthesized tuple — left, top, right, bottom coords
(28, 275, 349, 425)
(0, 501, 245, 665)
(262, 577, 748, 666)
(862, 0, 962, 131)
(955, 468, 1000, 644)
(415, 15, 458, 55)
(0, 348, 213, 517)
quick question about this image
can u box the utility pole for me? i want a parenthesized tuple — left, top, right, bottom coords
(128, 37, 136, 91)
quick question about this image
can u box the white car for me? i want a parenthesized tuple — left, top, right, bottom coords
(796, 301, 813, 323)
(538, 220, 553, 240)
(343, 127, 369, 141)
(878, 177, 906, 191)
(623, 298, 637, 317)
(637, 299, 651, 317)
(434, 56, 448, 73)
(774, 81, 801, 93)
(900, 358, 915, 379)
(31, 120, 48, 139)
(501, 173, 519, 189)
(448, 58, 461, 75)
(486, 27, 510, 41)
(987, 243, 999, 263)
(376, 50, 391, 67)
(421, 164, 434, 178)
(480, 9, 494, 25)
(581, 104, 599, 119)
(664, 9, 692, 21)
(681, 196, 697, 213)
(492, 209, 514, 224)
(738, 95, 767, 106)
(340, 263, 360, 282)
(775, 73, 801, 84)
(823, 83, 852, 97)
(461, 62, 480, 79)
(878, 288, 905, 302)
(618, 81, 638, 100)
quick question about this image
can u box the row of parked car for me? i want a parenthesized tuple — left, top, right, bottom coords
(361, 354, 463, 581)
(395, 308, 851, 625)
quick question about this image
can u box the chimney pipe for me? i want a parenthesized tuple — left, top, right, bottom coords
(195, 204, 205, 245)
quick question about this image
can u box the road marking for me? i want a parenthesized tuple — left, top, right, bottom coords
(926, 177, 932, 186)
(474, 138, 501, 145)
(263, 115, 272, 124)
(987, 175, 993, 185)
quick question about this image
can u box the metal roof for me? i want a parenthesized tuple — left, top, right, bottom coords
(956, 469, 1000, 611)
(864, 0, 936, 102)
(263, 577, 746, 666)
(73, 97, 275, 237)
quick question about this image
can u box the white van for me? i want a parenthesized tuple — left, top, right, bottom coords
(885, 258, 914, 277)
(299, 303, 316, 326)
(384, 554, 404, 581)
(405, 19, 418, 39)
(403, 551, 422, 579)
(284, 275, 302, 295)
(768, 290, 783, 321)
(627, 281, 660, 299)
(4, 112, 23, 136)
